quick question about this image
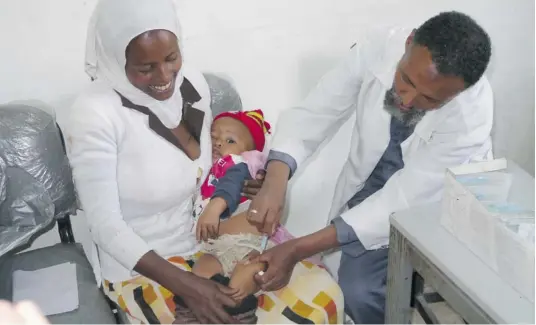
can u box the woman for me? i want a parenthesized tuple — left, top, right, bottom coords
(67, 0, 343, 323)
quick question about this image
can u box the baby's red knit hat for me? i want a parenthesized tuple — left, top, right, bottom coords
(214, 109, 272, 151)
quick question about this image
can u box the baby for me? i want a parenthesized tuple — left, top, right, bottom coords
(174, 109, 272, 324)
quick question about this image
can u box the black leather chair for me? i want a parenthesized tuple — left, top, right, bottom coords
(0, 104, 118, 324)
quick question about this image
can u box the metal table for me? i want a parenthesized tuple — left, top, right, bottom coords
(385, 203, 534, 324)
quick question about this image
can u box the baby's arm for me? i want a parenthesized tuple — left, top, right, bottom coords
(196, 197, 227, 241)
(211, 162, 251, 218)
(197, 163, 252, 241)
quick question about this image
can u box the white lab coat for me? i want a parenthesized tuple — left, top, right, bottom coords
(270, 27, 494, 250)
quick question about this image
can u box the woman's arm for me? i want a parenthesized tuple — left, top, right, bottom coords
(134, 251, 191, 289)
(67, 97, 151, 272)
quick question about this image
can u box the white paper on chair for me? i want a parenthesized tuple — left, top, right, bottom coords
(12, 262, 79, 316)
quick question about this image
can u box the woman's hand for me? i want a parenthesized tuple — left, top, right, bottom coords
(247, 161, 289, 234)
(174, 272, 238, 323)
(242, 170, 265, 199)
(135, 251, 238, 323)
(248, 240, 300, 291)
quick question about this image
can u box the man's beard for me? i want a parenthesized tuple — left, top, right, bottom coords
(383, 88, 426, 127)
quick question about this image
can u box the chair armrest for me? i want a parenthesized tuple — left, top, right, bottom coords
(54, 124, 76, 244)
(57, 214, 75, 244)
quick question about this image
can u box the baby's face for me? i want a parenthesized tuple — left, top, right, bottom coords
(211, 117, 254, 163)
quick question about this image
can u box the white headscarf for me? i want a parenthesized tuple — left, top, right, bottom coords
(85, 0, 185, 128)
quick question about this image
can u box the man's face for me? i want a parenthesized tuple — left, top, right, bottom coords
(384, 33, 466, 124)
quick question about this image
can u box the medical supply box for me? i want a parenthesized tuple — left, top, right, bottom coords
(441, 158, 535, 302)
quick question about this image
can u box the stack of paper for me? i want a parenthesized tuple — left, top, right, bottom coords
(12, 262, 79, 316)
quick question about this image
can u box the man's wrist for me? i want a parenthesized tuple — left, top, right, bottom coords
(290, 225, 339, 262)
(266, 150, 297, 178)
(288, 238, 306, 262)
(265, 160, 290, 185)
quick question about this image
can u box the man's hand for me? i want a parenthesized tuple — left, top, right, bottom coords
(247, 161, 289, 234)
(249, 225, 340, 291)
(248, 240, 300, 291)
(242, 170, 265, 199)
(175, 272, 238, 323)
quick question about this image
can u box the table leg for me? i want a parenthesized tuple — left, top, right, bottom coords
(412, 272, 441, 324)
(408, 243, 493, 324)
(385, 225, 414, 323)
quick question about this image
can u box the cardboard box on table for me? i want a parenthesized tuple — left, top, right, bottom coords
(441, 158, 535, 303)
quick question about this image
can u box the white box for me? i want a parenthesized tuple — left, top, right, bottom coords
(441, 158, 535, 303)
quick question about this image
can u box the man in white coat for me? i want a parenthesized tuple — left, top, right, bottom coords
(246, 11, 493, 324)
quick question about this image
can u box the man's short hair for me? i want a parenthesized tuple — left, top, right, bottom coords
(414, 11, 492, 88)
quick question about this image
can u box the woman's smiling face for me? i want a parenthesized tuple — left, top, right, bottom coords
(125, 29, 182, 101)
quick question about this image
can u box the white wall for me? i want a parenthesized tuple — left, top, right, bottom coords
(0, 0, 533, 254)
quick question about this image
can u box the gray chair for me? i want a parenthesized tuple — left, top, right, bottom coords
(0, 103, 117, 324)
(203, 72, 243, 114)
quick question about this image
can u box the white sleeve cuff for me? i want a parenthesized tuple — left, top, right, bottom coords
(102, 228, 151, 272)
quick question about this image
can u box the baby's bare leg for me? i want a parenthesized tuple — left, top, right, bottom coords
(228, 251, 265, 302)
(216, 212, 266, 302)
(194, 210, 261, 281)
(192, 254, 223, 279)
